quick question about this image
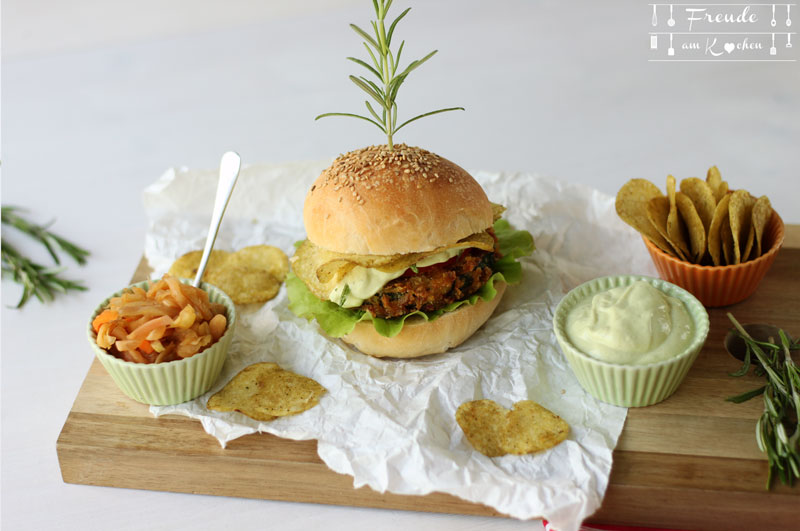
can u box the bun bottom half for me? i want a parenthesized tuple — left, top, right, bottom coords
(341, 282, 507, 358)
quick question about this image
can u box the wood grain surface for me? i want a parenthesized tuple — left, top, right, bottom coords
(57, 227, 800, 530)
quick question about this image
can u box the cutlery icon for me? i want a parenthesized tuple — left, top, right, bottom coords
(668, 33, 675, 56)
(770, 33, 777, 55)
(788, 33, 793, 48)
(652, 4, 658, 26)
(787, 4, 792, 27)
(772, 4, 777, 27)
(668, 4, 675, 27)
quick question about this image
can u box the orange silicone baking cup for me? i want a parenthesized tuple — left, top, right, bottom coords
(643, 211, 784, 308)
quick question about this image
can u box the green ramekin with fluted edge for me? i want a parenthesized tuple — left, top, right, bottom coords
(87, 278, 236, 406)
(552, 275, 709, 407)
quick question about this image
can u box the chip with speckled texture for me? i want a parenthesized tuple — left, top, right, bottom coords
(615, 179, 675, 257)
(207, 362, 326, 421)
(169, 245, 288, 304)
(455, 399, 507, 457)
(291, 230, 496, 300)
(456, 399, 569, 457)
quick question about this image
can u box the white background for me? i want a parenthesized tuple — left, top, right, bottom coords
(2, 1, 798, 530)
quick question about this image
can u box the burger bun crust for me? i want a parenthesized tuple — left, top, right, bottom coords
(304, 144, 493, 255)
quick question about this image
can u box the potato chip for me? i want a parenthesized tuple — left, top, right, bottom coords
(207, 362, 326, 421)
(169, 245, 288, 305)
(752, 196, 773, 258)
(501, 401, 570, 455)
(729, 190, 755, 265)
(455, 399, 507, 457)
(456, 399, 569, 457)
(230, 245, 289, 281)
(679, 177, 715, 233)
(292, 230, 497, 299)
(616, 179, 675, 256)
(491, 202, 507, 222)
(207, 266, 281, 304)
(666, 175, 691, 259)
(169, 250, 230, 281)
(707, 193, 732, 266)
(647, 196, 686, 260)
(676, 192, 706, 262)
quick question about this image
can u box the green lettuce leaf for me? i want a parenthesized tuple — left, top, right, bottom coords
(287, 219, 534, 338)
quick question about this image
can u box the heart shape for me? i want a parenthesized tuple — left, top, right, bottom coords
(456, 399, 569, 457)
(724, 42, 735, 54)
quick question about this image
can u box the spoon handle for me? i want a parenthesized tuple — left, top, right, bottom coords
(193, 151, 242, 287)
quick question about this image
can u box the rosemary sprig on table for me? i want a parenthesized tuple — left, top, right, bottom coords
(1, 206, 89, 308)
(726, 313, 800, 488)
(2, 206, 89, 265)
(316, 0, 464, 149)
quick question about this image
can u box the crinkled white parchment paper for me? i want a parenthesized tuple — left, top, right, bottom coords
(142, 162, 658, 531)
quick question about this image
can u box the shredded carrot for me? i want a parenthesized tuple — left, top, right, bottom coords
(138, 340, 154, 354)
(92, 309, 119, 332)
(92, 274, 227, 364)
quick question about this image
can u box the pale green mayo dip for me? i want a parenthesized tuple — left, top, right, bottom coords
(565, 280, 693, 365)
(329, 247, 463, 308)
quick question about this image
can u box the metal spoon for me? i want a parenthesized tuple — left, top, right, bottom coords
(668, 4, 675, 27)
(724, 323, 794, 361)
(193, 151, 242, 287)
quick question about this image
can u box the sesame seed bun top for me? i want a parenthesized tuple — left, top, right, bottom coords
(303, 144, 494, 255)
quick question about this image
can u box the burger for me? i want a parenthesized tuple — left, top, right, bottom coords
(287, 144, 533, 358)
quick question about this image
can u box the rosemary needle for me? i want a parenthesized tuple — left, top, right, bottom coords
(1, 206, 89, 308)
(316, 0, 463, 149)
(726, 313, 800, 488)
(2, 206, 89, 265)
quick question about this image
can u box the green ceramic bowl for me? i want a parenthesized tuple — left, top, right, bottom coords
(553, 275, 709, 407)
(87, 279, 236, 405)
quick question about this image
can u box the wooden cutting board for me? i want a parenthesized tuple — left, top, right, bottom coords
(57, 228, 800, 530)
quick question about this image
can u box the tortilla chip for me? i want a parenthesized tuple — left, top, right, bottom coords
(679, 177, 716, 233)
(456, 399, 569, 457)
(742, 225, 756, 263)
(616, 179, 675, 256)
(728, 190, 755, 265)
(752, 196, 773, 258)
(676, 192, 706, 262)
(647, 196, 686, 260)
(207, 362, 326, 421)
(706, 166, 722, 201)
(721, 220, 734, 266)
(666, 175, 691, 259)
(708, 193, 732, 266)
